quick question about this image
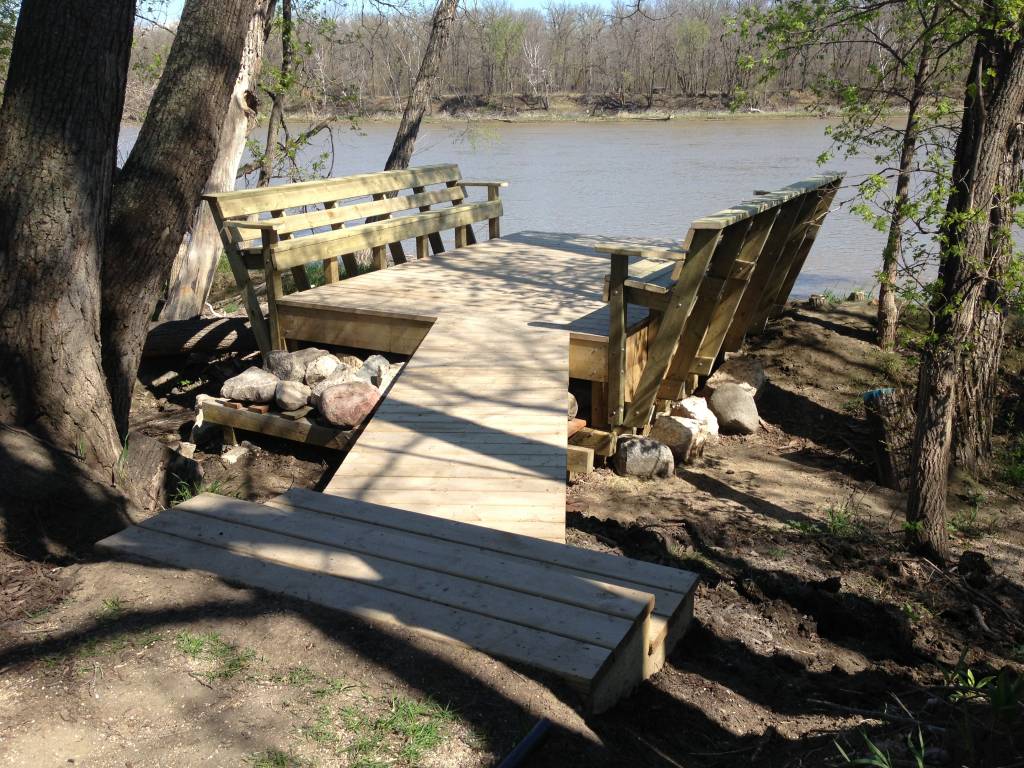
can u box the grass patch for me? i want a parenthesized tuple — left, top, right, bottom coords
(1000, 441, 1024, 486)
(247, 749, 306, 768)
(287, 665, 316, 686)
(174, 630, 256, 681)
(170, 478, 236, 506)
(98, 596, 125, 622)
(342, 697, 455, 767)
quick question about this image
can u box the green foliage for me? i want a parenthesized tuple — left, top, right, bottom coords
(175, 630, 256, 681)
(247, 749, 306, 768)
(170, 479, 236, 506)
(342, 697, 455, 767)
(1000, 439, 1024, 485)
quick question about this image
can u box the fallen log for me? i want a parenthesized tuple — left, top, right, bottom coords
(143, 316, 257, 358)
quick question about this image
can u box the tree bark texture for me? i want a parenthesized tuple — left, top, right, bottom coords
(385, 0, 460, 171)
(160, 0, 274, 322)
(0, 1, 134, 469)
(101, 0, 255, 436)
(907, 34, 1024, 562)
(952, 120, 1023, 473)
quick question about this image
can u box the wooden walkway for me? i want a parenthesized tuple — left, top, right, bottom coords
(99, 488, 697, 712)
(280, 236, 671, 542)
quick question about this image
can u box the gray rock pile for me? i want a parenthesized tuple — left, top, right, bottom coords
(219, 347, 397, 428)
(612, 436, 674, 478)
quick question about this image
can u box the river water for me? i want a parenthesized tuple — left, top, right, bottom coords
(120, 116, 885, 297)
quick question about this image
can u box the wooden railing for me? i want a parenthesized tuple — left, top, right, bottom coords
(204, 164, 507, 357)
(599, 172, 843, 430)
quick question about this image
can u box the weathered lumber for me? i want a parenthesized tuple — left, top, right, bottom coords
(197, 395, 350, 449)
(143, 316, 257, 357)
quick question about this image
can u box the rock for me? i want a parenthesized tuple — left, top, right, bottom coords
(309, 365, 360, 405)
(671, 395, 719, 437)
(568, 392, 579, 420)
(958, 550, 993, 589)
(221, 366, 279, 403)
(708, 383, 760, 435)
(275, 380, 311, 411)
(336, 354, 363, 368)
(378, 361, 404, 393)
(358, 354, 391, 386)
(807, 293, 829, 309)
(319, 381, 381, 427)
(266, 347, 328, 382)
(704, 357, 766, 399)
(176, 441, 197, 460)
(221, 444, 250, 465)
(189, 420, 222, 450)
(612, 436, 674, 478)
(304, 354, 342, 386)
(848, 290, 867, 302)
(649, 415, 706, 464)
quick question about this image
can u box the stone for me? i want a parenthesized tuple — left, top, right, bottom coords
(671, 395, 719, 437)
(304, 354, 342, 386)
(704, 357, 766, 399)
(221, 366, 279, 403)
(266, 347, 328, 382)
(378, 361, 404, 393)
(337, 354, 363, 368)
(708, 383, 760, 435)
(848, 290, 867, 302)
(319, 381, 381, 427)
(275, 380, 311, 411)
(309, 365, 360, 405)
(649, 415, 706, 464)
(221, 444, 250, 465)
(568, 392, 579, 420)
(612, 436, 674, 478)
(358, 354, 391, 386)
(176, 441, 197, 460)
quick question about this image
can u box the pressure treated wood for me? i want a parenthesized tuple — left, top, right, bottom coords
(98, 488, 699, 712)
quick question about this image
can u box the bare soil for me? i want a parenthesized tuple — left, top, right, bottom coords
(2, 302, 1022, 767)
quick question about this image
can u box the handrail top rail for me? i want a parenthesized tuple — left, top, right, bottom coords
(689, 172, 844, 231)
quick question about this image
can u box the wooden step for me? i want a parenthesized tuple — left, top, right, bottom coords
(97, 491, 698, 712)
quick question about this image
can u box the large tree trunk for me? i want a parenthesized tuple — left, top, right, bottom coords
(0, 1, 134, 470)
(385, 0, 460, 171)
(101, 0, 256, 437)
(952, 120, 1023, 473)
(160, 0, 274, 321)
(907, 35, 1024, 563)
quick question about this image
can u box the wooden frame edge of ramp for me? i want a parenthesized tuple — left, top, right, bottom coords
(98, 488, 697, 714)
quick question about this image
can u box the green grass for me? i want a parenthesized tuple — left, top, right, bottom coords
(302, 704, 340, 746)
(876, 350, 909, 383)
(1000, 441, 1024, 486)
(821, 287, 843, 306)
(287, 665, 316, 686)
(340, 697, 454, 767)
(247, 749, 306, 768)
(174, 631, 256, 681)
(170, 478, 236, 506)
(824, 502, 861, 538)
(98, 596, 125, 622)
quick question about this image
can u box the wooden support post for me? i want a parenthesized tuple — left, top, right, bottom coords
(455, 225, 467, 249)
(222, 425, 238, 447)
(448, 180, 477, 245)
(487, 184, 501, 239)
(262, 230, 287, 350)
(372, 245, 388, 271)
(324, 257, 340, 283)
(590, 382, 609, 430)
(607, 252, 629, 427)
(413, 185, 446, 255)
(769, 182, 840, 313)
(416, 235, 429, 260)
(567, 445, 595, 478)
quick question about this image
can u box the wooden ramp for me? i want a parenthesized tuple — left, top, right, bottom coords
(98, 488, 698, 713)
(325, 317, 569, 542)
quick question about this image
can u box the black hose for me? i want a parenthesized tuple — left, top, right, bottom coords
(495, 717, 553, 768)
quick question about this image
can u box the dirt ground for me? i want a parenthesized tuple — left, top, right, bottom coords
(2, 302, 1022, 767)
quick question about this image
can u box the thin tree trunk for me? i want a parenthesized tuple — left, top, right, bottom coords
(907, 35, 1024, 563)
(258, 0, 292, 187)
(0, 1, 134, 470)
(160, 0, 274, 321)
(101, 0, 255, 437)
(385, 0, 460, 171)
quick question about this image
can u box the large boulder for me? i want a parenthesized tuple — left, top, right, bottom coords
(319, 381, 381, 427)
(304, 354, 342, 386)
(221, 366, 278, 403)
(649, 414, 706, 464)
(612, 436, 674, 478)
(704, 357, 766, 399)
(708, 383, 760, 435)
(671, 395, 719, 437)
(275, 380, 311, 411)
(309, 365, 360, 405)
(266, 347, 328, 382)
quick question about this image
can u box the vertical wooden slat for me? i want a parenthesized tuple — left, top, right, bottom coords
(449, 180, 477, 246)
(590, 382, 609, 430)
(416, 235, 429, 260)
(623, 228, 721, 427)
(768, 181, 841, 314)
(263, 229, 286, 350)
(371, 245, 388, 271)
(720, 195, 806, 351)
(607, 252, 629, 427)
(658, 219, 752, 400)
(413, 184, 446, 255)
(689, 208, 778, 375)
(487, 184, 501, 239)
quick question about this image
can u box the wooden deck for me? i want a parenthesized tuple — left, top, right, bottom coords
(279, 234, 671, 542)
(99, 488, 698, 713)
